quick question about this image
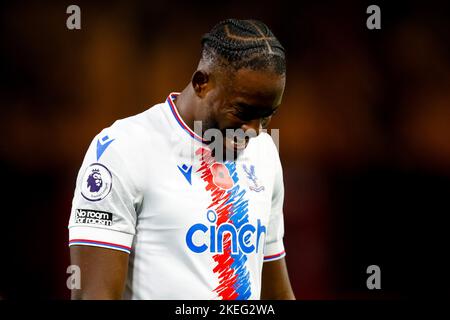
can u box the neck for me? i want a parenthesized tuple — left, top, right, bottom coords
(173, 86, 205, 136)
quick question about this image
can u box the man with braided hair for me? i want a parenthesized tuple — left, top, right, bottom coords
(68, 19, 295, 300)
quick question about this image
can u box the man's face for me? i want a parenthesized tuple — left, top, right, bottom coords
(201, 67, 285, 159)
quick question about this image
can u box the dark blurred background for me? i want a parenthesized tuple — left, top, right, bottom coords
(0, 0, 449, 300)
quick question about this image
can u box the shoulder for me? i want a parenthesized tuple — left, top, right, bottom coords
(110, 103, 165, 140)
(96, 103, 165, 153)
(258, 131, 279, 151)
(253, 131, 281, 162)
(82, 103, 167, 173)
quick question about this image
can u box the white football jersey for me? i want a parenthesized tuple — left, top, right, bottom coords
(68, 93, 286, 300)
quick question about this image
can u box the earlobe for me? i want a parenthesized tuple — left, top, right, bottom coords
(191, 70, 210, 98)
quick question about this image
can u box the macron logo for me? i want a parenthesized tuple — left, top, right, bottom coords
(177, 164, 192, 185)
(97, 135, 115, 160)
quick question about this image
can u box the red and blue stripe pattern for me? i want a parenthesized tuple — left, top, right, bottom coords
(167, 93, 207, 144)
(264, 250, 286, 262)
(196, 147, 252, 300)
(69, 239, 131, 254)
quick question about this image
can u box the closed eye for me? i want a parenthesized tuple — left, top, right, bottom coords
(233, 104, 279, 121)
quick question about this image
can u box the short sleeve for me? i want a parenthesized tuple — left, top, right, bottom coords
(68, 129, 140, 254)
(263, 139, 286, 262)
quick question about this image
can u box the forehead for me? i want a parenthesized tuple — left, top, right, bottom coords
(224, 68, 285, 106)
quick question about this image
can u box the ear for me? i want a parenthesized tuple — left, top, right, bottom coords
(191, 70, 211, 98)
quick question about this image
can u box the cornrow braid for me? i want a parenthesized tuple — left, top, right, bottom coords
(201, 19, 286, 74)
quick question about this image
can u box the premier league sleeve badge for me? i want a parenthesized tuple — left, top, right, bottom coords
(81, 163, 113, 201)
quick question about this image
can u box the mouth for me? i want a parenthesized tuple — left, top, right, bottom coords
(224, 136, 249, 152)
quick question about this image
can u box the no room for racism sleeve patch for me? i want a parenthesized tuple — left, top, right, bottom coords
(75, 208, 113, 226)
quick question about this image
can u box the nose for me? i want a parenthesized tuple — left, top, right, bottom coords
(241, 119, 262, 138)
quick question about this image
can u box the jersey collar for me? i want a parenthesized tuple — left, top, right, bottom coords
(166, 93, 208, 144)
